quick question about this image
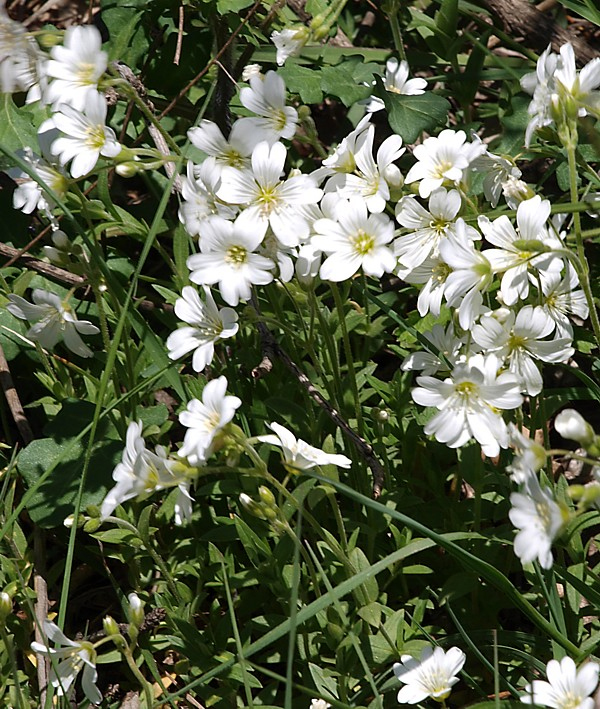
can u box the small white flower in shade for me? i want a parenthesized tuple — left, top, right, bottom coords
(310, 700, 332, 709)
(320, 115, 371, 176)
(258, 422, 352, 472)
(471, 305, 574, 396)
(271, 26, 309, 66)
(178, 376, 242, 466)
(48, 92, 121, 178)
(393, 645, 466, 703)
(6, 288, 99, 357)
(502, 174, 535, 209)
(30, 620, 102, 704)
(404, 129, 484, 199)
(395, 188, 470, 270)
(521, 45, 559, 146)
(186, 215, 275, 306)
(188, 119, 256, 168)
(0, 6, 42, 98)
(412, 353, 522, 457)
(9, 129, 69, 222)
(237, 70, 298, 144)
(539, 267, 588, 337)
(312, 198, 396, 281)
(166, 285, 239, 372)
(507, 424, 547, 484)
(521, 657, 600, 709)
(479, 195, 562, 306)
(509, 474, 564, 569)
(402, 252, 451, 317)
(470, 137, 523, 208)
(554, 409, 595, 447)
(401, 322, 465, 376)
(333, 124, 405, 213)
(178, 159, 237, 238)
(43, 25, 107, 110)
(100, 420, 189, 520)
(439, 220, 492, 330)
(217, 141, 322, 247)
(365, 57, 427, 112)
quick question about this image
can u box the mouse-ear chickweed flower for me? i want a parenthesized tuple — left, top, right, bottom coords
(520, 656, 599, 709)
(393, 645, 466, 704)
(31, 620, 102, 704)
(6, 289, 99, 357)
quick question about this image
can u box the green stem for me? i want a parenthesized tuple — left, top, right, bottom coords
(387, 2, 406, 62)
(565, 126, 600, 349)
(0, 627, 25, 709)
(122, 644, 154, 709)
(331, 282, 364, 436)
(103, 517, 182, 602)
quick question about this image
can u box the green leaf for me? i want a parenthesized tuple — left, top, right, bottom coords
(217, 0, 254, 12)
(555, 0, 600, 24)
(435, 0, 458, 39)
(0, 97, 46, 169)
(17, 437, 121, 528)
(278, 64, 323, 104)
(320, 64, 371, 106)
(380, 87, 450, 143)
(349, 547, 378, 603)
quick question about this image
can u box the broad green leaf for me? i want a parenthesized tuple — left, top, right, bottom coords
(380, 86, 450, 143)
(278, 64, 323, 104)
(320, 64, 371, 106)
(0, 96, 46, 169)
(555, 0, 600, 24)
(435, 0, 458, 39)
(217, 0, 254, 11)
(17, 437, 121, 528)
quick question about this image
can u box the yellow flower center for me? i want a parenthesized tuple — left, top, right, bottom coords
(225, 245, 248, 266)
(351, 229, 375, 256)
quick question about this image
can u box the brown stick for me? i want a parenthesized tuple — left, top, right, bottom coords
(251, 297, 386, 498)
(483, 0, 600, 65)
(0, 243, 86, 286)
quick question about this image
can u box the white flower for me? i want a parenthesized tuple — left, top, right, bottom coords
(554, 409, 595, 447)
(478, 196, 561, 306)
(401, 322, 465, 376)
(365, 57, 427, 112)
(509, 474, 564, 569)
(188, 119, 256, 168)
(539, 267, 588, 337)
(0, 6, 41, 98)
(186, 215, 275, 306)
(470, 137, 523, 208)
(31, 620, 102, 704)
(310, 700, 332, 709)
(507, 424, 547, 484)
(48, 92, 121, 178)
(332, 125, 404, 213)
(312, 198, 396, 281)
(43, 24, 107, 111)
(395, 188, 468, 271)
(6, 288, 99, 357)
(521, 45, 559, 146)
(271, 27, 309, 66)
(403, 254, 451, 318)
(553, 43, 600, 120)
(100, 420, 188, 520)
(258, 422, 352, 472)
(521, 657, 599, 709)
(178, 376, 241, 466)
(217, 141, 322, 247)
(237, 70, 298, 144)
(412, 353, 522, 457)
(471, 306, 574, 396)
(178, 159, 237, 237)
(393, 645, 466, 703)
(321, 115, 371, 175)
(404, 129, 484, 198)
(439, 220, 492, 330)
(167, 285, 239, 372)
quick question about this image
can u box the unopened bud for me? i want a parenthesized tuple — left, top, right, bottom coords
(239, 493, 267, 519)
(115, 162, 139, 178)
(511, 239, 549, 253)
(83, 518, 101, 533)
(86, 504, 101, 518)
(103, 615, 120, 637)
(127, 593, 145, 628)
(555, 409, 595, 447)
(64, 514, 86, 529)
(0, 592, 12, 621)
(258, 486, 276, 507)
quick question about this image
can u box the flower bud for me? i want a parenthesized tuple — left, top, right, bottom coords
(86, 504, 101, 518)
(83, 518, 101, 533)
(115, 162, 139, 178)
(258, 485, 276, 507)
(103, 615, 120, 637)
(127, 593, 145, 628)
(0, 592, 12, 622)
(554, 409, 595, 447)
(239, 493, 267, 519)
